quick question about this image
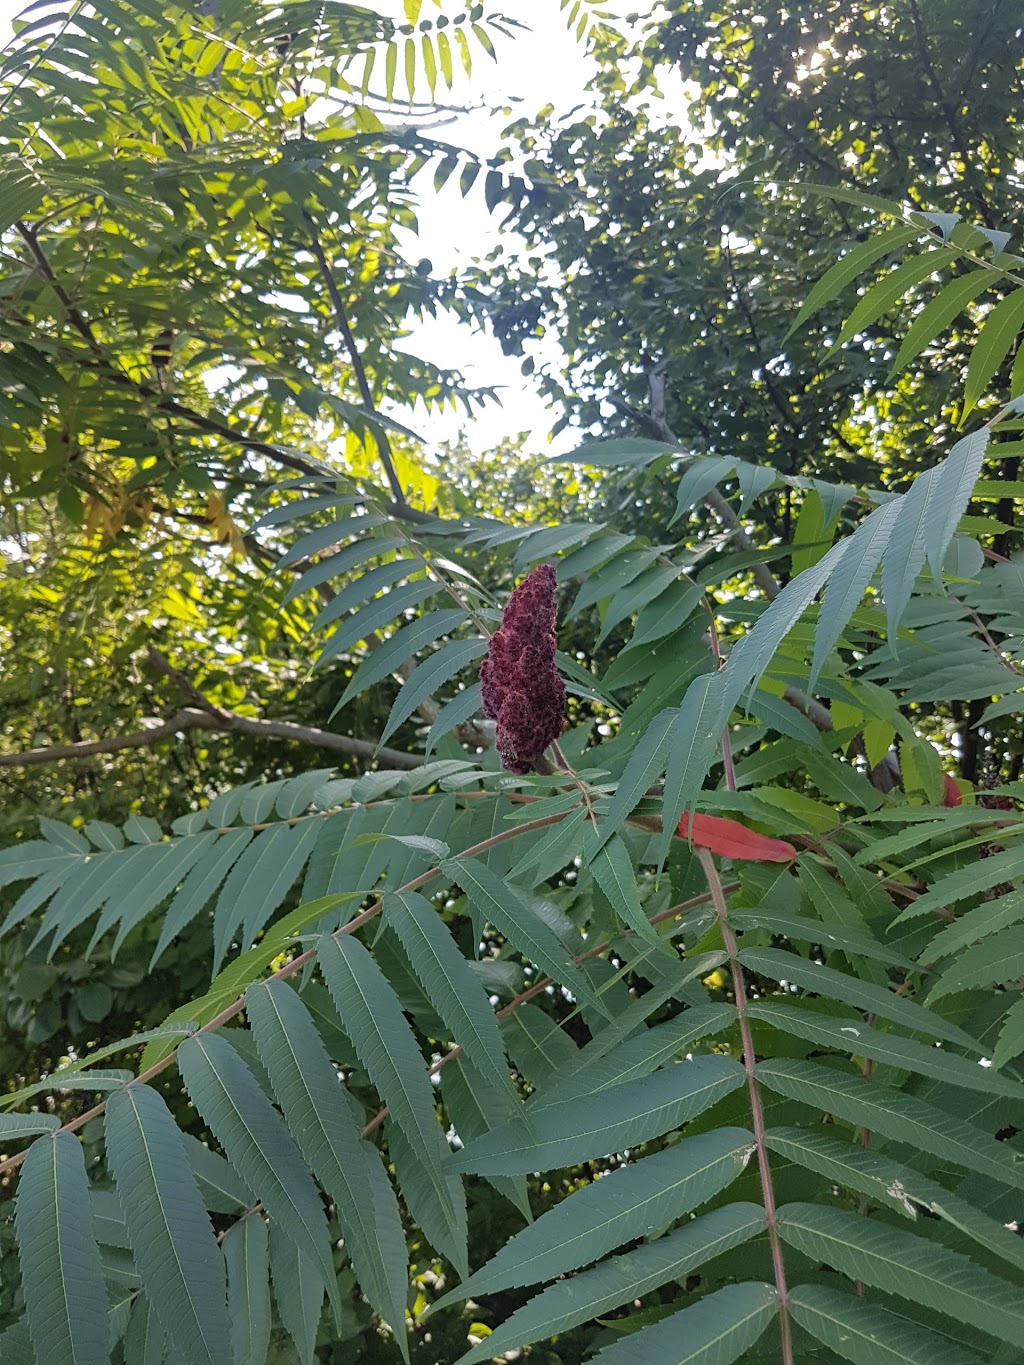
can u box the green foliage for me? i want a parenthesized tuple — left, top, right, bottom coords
(4, 1, 1024, 1363)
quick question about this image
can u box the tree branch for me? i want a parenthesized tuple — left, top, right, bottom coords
(306, 221, 408, 507)
(0, 707, 424, 770)
(697, 846, 793, 1364)
(16, 220, 332, 482)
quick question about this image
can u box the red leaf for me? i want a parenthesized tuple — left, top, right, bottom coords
(940, 773, 963, 808)
(676, 811, 796, 863)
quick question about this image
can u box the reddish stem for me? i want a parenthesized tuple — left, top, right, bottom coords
(697, 846, 793, 1364)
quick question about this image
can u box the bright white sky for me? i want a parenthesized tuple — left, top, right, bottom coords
(0, 1, 619, 457)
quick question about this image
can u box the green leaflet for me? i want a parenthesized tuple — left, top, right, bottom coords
(105, 1085, 230, 1365)
(268, 1225, 323, 1365)
(528, 1004, 737, 1109)
(91, 1189, 128, 1249)
(104, 839, 219, 958)
(334, 607, 468, 712)
(15, 1132, 107, 1365)
(765, 1126, 1024, 1273)
(122, 1299, 168, 1365)
(993, 995, 1024, 1070)
(275, 512, 389, 569)
(790, 1283, 986, 1365)
(591, 833, 673, 954)
(211, 819, 321, 969)
(452, 1054, 745, 1175)
(896, 843, 1024, 922)
(749, 1000, 1023, 1098)
(777, 1203, 1024, 1349)
(151, 827, 254, 967)
(928, 925, 1024, 1000)
(0, 839, 83, 894)
(22, 846, 134, 953)
(512, 806, 589, 884)
(315, 578, 441, 668)
(316, 932, 467, 1277)
(386, 1115, 468, 1280)
(623, 577, 705, 651)
(568, 545, 665, 620)
(597, 562, 686, 642)
(809, 500, 899, 690)
(730, 909, 914, 972)
(514, 520, 605, 564)
(379, 636, 488, 747)
(583, 706, 676, 855)
(308, 557, 424, 634)
(850, 807, 1013, 861)
(253, 491, 361, 532)
(670, 455, 737, 524)
(757, 1057, 1024, 1191)
(445, 856, 607, 1017)
(182, 1134, 253, 1215)
(177, 1032, 344, 1325)
(661, 541, 848, 856)
(738, 946, 983, 1051)
(0, 1112, 60, 1138)
(656, 672, 733, 867)
(786, 222, 922, 336)
(832, 246, 958, 351)
(882, 428, 989, 639)
(281, 535, 406, 605)
(501, 1003, 580, 1087)
(442, 1055, 532, 1220)
(590, 1281, 778, 1364)
(964, 287, 1024, 420)
(425, 681, 484, 752)
(244, 979, 409, 1352)
(922, 427, 991, 581)
(385, 891, 520, 1109)
(456, 1204, 766, 1365)
(224, 1215, 271, 1365)
(888, 267, 995, 379)
(3, 1027, 200, 1097)
(554, 436, 677, 467)
(431, 1127, 754, 1309)
(139, 891, 360, 1070)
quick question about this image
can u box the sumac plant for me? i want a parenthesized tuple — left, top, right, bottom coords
(4, 361, 1024, 1361)
(3, 4, 1024, 1362)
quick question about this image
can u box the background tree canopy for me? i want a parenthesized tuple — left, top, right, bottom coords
(2, 2, 1024, 1363)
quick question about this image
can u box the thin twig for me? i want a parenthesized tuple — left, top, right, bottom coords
(707, 609, 738, 792)
(306, 222, 406, 506)
(145, 646, 230, 720)
(549, 737, 598, 828)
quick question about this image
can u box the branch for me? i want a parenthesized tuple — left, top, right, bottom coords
(0, 707, 424, 770)
(697, 846, 793, 1364)
(145, 645, 228, 720)
(306, 222, 407, 507)
(16, 221, 331, 483)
